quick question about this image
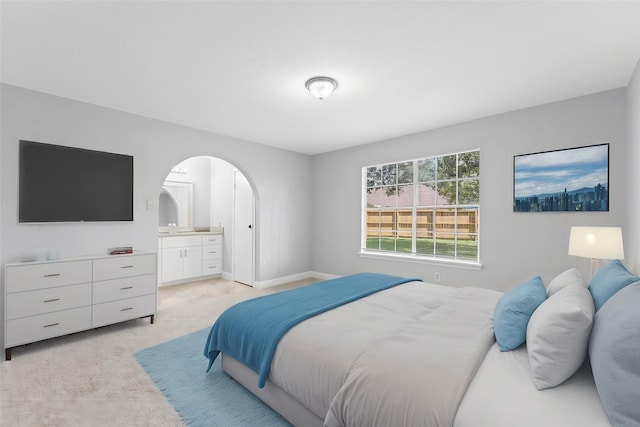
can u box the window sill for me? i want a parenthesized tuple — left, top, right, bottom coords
(358, 251, 482, 270)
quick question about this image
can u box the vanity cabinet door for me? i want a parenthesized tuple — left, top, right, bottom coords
(161, 247, 183, 283)
(160, 245, 202, 282)
(182, 246, 203, 279)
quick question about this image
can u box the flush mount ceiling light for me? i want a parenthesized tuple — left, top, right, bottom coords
(305, 76, 338, 100)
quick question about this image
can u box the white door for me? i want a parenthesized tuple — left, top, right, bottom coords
(233, 171, 254, 286)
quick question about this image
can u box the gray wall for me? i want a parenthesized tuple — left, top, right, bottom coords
(626, 59, 640, 274)
(311, 89, 627, 291)
(0, 84, 312, 281)
(0, 82, 634, 355)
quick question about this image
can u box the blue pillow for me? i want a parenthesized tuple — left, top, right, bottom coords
(589, 282, 640, 425)
(589, 259, 639, 311)
(494, 276, 546, 351)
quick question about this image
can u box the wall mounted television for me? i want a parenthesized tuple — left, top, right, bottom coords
(19, 140, 134, 223)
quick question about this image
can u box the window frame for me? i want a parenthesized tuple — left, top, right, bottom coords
(360, 149, 482, 270)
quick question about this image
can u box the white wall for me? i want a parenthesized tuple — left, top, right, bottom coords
(173, 157, 212, 229)
(626, 59, 640, 274)
(210, 157, 235, 274)
(311, 89, 627, 291)
(0, 83, 312, 282)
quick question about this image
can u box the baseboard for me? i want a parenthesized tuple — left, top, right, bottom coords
(308, 271, 341, 281)
(158, 274, 223, 287)
(253, 271, 339, 289)
(157, 271, 335, 289)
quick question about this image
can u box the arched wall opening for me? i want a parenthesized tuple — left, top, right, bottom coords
(157, 155, 256, 287)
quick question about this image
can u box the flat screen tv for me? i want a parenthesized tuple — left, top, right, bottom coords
(19, 140, 134, 223)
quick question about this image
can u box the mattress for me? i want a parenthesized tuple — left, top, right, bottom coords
(454, 343, 611, 427)
(267, 280, 501, 426)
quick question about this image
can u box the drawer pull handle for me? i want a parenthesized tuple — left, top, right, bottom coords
(209, 266, 217, 269)
(209, 251, 217, 254)
(44, 273, 61, 278)
(44, 298, 60, 303)
(120, 265, 134, 269)
(121, 307, 133, 312)
(43, 322, 60, 328)
(120, 286, 134, 290)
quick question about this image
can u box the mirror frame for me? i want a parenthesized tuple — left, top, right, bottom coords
(159, 180, 194, 233)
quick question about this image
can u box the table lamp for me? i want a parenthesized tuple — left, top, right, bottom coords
(568, 226, 624, 279)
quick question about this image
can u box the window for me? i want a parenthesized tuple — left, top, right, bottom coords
(362, 150, 480, 264)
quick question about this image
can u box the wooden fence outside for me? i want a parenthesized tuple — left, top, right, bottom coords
(366, 208, 478, 240)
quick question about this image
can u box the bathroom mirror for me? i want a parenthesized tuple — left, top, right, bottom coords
(159, 181, 193, 232)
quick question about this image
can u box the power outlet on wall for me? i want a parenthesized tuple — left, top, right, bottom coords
(434, 272, 441, 282)
(260, 262, 267, 271)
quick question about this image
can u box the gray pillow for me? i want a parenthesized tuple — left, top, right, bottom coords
(589, 281, 640, 426)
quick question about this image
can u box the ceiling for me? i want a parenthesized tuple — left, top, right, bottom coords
(2, 1, 639, 155)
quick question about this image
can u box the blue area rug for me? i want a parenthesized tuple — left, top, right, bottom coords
(134, 328, 291, 427)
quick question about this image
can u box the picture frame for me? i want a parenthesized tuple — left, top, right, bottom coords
(513, 143, 609, 212)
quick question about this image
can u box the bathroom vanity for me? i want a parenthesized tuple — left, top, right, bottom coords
(158, 231, 223, 285)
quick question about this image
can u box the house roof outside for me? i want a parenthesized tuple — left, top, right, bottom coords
(367, 185, 450, 208)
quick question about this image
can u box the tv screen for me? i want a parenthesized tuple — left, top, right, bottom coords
(19, 140, 134, 223)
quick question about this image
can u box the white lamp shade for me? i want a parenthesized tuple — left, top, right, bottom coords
(568, 226, 624, 260)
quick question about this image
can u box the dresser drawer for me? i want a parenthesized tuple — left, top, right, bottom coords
(202, 259, 222, 275)
(93, 274, 156, 304)
(5, 306, 92, 348)
(92, 294, 156, 328)
(93, 254, 156, 281)
(6, 283, 92, 320)
(202, 244, 222, 261)
(160, 235, 202, 249)
(202, 235, 222, 245)
(6, 260, 92, 293)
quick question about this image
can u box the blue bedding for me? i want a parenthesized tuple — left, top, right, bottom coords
(204, 272, 419, 388)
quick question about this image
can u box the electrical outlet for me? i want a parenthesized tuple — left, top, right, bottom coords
(434, 272, 441, 282)
(260, 262, 267, 271)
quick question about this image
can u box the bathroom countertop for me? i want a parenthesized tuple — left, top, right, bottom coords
(159, 227, 223, 237)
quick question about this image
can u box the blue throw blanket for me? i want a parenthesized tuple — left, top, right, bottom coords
(204, 272, 419, 388)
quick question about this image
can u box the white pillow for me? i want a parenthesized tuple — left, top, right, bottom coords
(526, 283, 594, 390)
(546, 268, 587, 297)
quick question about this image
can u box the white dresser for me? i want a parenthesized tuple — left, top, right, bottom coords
(4, 252, 156, 360)
(159, 233, 223, 285)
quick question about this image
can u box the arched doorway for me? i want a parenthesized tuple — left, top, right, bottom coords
(157, 156, 255, 286)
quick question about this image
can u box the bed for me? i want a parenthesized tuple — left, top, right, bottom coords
(204, 270, 640, 426)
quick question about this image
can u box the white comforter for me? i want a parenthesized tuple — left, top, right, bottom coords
(268, 281, 501, 426)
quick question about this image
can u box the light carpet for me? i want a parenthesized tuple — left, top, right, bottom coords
(134, 327, 291, 427)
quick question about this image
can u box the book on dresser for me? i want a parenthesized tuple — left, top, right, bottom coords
(108, 246, 133, 255)
(3, 252, 157, 360)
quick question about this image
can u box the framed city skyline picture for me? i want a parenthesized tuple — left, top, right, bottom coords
(513, 143, 609, 212)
